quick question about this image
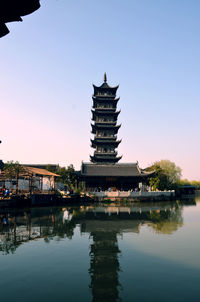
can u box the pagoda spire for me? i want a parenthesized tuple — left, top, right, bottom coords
(104, 72, 107, 83)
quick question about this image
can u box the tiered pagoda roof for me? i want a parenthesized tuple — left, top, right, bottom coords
(90, 74, 122, 164)
(93, 73, 119, 94)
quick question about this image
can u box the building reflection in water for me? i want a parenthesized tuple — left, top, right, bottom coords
(0, 200, 196, 301)
(0, 208, 76, 254)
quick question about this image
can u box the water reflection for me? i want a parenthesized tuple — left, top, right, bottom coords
(147, 205, 184, 234)
(0, 201, 193, 254)
(89, 231, 121, 302)
(0, 200, 197, 302)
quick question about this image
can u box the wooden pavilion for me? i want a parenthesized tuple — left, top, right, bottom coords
(0, 166, 59, 193)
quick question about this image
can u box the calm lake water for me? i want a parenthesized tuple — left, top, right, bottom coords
(0, 198, 200, 302)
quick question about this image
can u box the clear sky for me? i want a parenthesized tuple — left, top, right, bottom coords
(1, 0, 200, 180)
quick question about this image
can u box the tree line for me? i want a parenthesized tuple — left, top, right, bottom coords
(0, 162, 79, 194)
(146, 159, 200, 190)
(0, 160, 199, 191)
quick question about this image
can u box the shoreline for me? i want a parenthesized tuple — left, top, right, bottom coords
(0, 191, 197, 208)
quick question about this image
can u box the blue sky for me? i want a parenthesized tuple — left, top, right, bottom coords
(1, 0, 200, 179)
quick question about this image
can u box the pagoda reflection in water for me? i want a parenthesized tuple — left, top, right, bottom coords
(0, 201, 192, 301)
(89, 230, 121, 302)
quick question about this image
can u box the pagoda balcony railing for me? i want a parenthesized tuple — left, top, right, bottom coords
(93, 94, 116, 98)
(92, 109, 117, 114)
(93, 106, 115, 109)
(92, 106, 116, 111)
(95, 121, 116, 126)
(94, 135, 117, 140)
(93, 118, 118, 123)
(92, 113, 118, 120)
(94, 151, 118, 156)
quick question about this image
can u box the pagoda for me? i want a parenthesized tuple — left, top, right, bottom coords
(80, 74, 154, 191)
(90, 73, 122, 164)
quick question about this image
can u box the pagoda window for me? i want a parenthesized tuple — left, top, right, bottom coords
(97, 103, 113, 109)
(98, 131, 108, 137)
(105, 117, 113, 122)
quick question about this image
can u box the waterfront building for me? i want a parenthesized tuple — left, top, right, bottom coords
(0, 166, 59, 192)
(81, 74, 153, 191)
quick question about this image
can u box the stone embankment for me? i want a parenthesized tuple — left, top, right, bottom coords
(89, 191, 175, 202)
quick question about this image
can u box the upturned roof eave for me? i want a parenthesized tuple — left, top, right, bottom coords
(91, 109, 120, 115)
(93, 83, 119, 90)
(92, 96, 120, 102)
(91, 123, 121, 128)
(91, 139, 121, 144)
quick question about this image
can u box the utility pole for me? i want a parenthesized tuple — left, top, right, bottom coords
(0, 141, 4, 171)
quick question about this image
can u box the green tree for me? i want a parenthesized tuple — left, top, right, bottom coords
(4, 161, 25, 193)
(177, 179, 200, 189)
(147, 160, 182, 191)
(46, 164, 77, 188)
(190, 180, 200, 189)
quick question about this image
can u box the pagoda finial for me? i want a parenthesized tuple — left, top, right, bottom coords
(104, 73, 107, 83)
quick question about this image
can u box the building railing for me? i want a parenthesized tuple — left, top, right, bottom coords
(95, 121, 116, 125)
(90, 191, 175, 198)
(94, 151, 118, 155)
(94, 135, 117, 139)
